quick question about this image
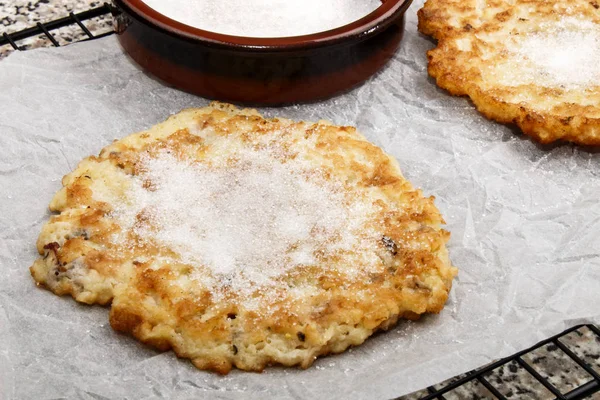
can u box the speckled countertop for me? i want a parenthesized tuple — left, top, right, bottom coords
(1, 1, 599, 399)
(401, 326, 600, 400)
(0, 0, 112, 58)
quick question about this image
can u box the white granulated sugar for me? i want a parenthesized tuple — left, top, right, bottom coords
(141, 0, 382, 38)
(513, 18, 600, 89)
(112, 148, 380, 302)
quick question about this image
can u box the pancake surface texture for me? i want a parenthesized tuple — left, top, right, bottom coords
(418, 0, 600, 145)
(30, 102, 456, 373)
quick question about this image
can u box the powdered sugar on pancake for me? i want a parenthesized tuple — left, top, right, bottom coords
(498, 17, 600, 89)
(111, 147, 382, 303)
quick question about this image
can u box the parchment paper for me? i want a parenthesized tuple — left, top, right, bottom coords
(1, 2, 599, 399)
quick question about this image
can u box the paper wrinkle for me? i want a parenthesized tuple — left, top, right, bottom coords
(0, 2, 599, 398)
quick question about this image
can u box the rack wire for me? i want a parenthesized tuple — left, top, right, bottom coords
(406, 324, 600, 400)
(1, 6, 600, 400)
(0, 3, 114, 51)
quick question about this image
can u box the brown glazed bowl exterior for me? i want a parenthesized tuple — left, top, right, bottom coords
(112, 0, 412, 105)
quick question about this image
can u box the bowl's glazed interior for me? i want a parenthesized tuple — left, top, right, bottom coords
(113, 0, 413, 104)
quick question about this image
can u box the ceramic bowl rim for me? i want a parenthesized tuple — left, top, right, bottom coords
(117, 0, 413, 52)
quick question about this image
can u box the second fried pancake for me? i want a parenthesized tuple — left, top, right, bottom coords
(418, 0, 600, 145)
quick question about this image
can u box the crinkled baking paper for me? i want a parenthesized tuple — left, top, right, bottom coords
(0, 2, 599, 398)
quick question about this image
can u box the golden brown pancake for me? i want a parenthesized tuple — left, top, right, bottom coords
(31, 102, 456, 373)
(418, 0, 600, 145)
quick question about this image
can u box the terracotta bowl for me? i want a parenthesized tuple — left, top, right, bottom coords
(112, 0, 413, 105)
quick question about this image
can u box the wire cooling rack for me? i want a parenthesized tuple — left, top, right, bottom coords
(404, 324, 600, 400)
(1, 6, 600, 400)
(0, 3, 113, 51)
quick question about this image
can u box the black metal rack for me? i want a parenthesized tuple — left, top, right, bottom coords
(406, 324, 600, 400)
(1, 7, 600, 400)
(0, 3, 114, 51)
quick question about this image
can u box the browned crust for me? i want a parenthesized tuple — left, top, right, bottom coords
(30, 102, 457, 373)
(418, 0, 600, 145)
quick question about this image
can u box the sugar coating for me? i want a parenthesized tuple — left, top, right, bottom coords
(513, 18, 600, 89)
(141, 0, 382, 38)
(111, 148, 381, 303)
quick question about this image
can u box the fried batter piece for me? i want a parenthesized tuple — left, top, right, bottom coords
(418, 0, 600, 145)
(30, 102, 456, 373)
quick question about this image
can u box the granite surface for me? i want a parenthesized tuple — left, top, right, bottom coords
(1, 1, 599, 399)
(401, 326, 600, 399)
(0, 0, 112, 58)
